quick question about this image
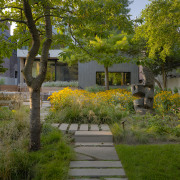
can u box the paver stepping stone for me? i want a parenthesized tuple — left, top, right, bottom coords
(69, 124, 78, 133)
(51, 123, 59, 128)
(79, 124, 88, 131)
(105, 178, 128, 180)
(70, 161, 122, 168)
(74, 147, 119, 160)
(59, 123, 69, 133)
(101, 124, 110, 131)
(75, 142, 114, 147)
(90, 124, 99, 131)
(75, 153, 94, 161)
(74, 131, 113, 143)
(69, 168, 126, 177)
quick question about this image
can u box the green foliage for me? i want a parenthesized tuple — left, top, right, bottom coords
(42, 81, 78, 87)
(116, 144, 180, 180)
(0, 78, 5, 85)
(85, 85, 106, 93)
(111, 113, 180, 144)
(135, 0, 180, 61)
(0, 108, 73, 180)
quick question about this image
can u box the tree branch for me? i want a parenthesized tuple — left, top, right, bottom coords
(34, 14, 64, 22)
(22, 0, 40, 86)
(36, 4, 52, 85)
(0, 6, 23, 11)
(0, 18, 27, 24)
(69, 25, 96, 59)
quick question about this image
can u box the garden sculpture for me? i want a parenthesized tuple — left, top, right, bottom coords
(131, 66, 154, 114)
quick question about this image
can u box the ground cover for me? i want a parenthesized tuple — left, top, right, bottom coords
(0, 106, 74, 180)
(115, 144, 180, 180)
(47, 87, 180, 143)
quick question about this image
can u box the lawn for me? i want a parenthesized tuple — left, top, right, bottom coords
(116, 144, 180, 180)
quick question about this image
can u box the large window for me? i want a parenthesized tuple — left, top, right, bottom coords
(96, 72, 131, 86)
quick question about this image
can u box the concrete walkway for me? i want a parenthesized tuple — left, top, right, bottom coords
(68, 125, 128, 180)
(36, 101, 127, 180)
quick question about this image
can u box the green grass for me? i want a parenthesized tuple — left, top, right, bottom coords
(115, 144, 180, 180)
(0, 106, 74, 180)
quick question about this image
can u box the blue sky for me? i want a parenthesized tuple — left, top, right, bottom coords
(129, 0, 150, 19)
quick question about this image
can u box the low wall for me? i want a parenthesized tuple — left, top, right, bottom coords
(0, 85, 18, 91)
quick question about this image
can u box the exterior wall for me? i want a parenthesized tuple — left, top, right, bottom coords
(167, 77, 180, 91)
(17, 49, 62, 58)
(0, 24, 18, 85)
(78, 61, 139, 89)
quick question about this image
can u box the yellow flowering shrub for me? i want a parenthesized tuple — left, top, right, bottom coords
(154, 91, 180, 114)
(49, 87, 135, 111)
(48, 87, 136, 124)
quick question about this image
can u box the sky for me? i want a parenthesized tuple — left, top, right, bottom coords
(129, 0, 150, 19)
(11, 0, 150, 35)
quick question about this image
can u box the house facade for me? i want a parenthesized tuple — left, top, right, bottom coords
(0, 23, 18, 85)
(78, 61, 139, 89)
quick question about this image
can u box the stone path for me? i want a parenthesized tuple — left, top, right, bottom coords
(68, 125, 128, 180)
(28, 101, 127, 180)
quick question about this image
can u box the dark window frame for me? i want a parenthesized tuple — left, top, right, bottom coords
(96, 72, 131, 86)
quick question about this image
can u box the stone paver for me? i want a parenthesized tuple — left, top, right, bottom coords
(70, 161, 122, 168)
(75, 142, 114, 147)
(75, 153, 94, 161)
(74, 147, 119, 160)
(105, 178, 128, 180)
(101, 124, 110, 131)
(74, 131, 113, 143)
(79, 124, 88, 131)
(51, 123, 59, 128)
(90, 124, 99, 131)
(59, 123, 69, 133)
(69, 168, 126, 177)
(69, 124, 78, 133)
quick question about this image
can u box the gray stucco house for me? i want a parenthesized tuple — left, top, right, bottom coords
(78, 61, 139, 89)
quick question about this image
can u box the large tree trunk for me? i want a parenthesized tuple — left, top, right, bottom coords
(104, 66, 109, 90)
(29, 88, 41, 151)
(22, 0, 52, 151)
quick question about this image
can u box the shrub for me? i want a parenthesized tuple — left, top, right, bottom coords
(48, 87, 136, 124)
(111, 113, 180, 144)
(154, 91, 180, 114)
(42, 81, 78, 87)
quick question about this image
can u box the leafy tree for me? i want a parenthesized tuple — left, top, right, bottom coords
(60, 31, 137, 90)
(0, 0, 131, 150)
(59, 0, 134, 90)
(134, 0, 180, 89)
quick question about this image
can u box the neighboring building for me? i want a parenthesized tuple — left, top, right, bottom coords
(0, 23, 18, 85)
(78, 61, 139, 89)
(17, 49, 78, 85)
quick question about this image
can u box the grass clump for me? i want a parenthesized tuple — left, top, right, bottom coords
(116, 144, 180, 180)
(111, 113, 180, 144)
(0, 107, 74, 180)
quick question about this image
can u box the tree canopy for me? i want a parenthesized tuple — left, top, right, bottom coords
(0, 0, 135, 150)
(134, 0, 180, 61)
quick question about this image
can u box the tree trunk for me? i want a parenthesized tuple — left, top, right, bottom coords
(162, 66, 167, 90)
(154, 78, 163, 90)
(105, 66, 109, 90)
(29, 88, 41, 151)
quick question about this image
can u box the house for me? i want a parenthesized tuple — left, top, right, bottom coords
(78, 61, 139, 89)
(0, 23, 18, 85)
